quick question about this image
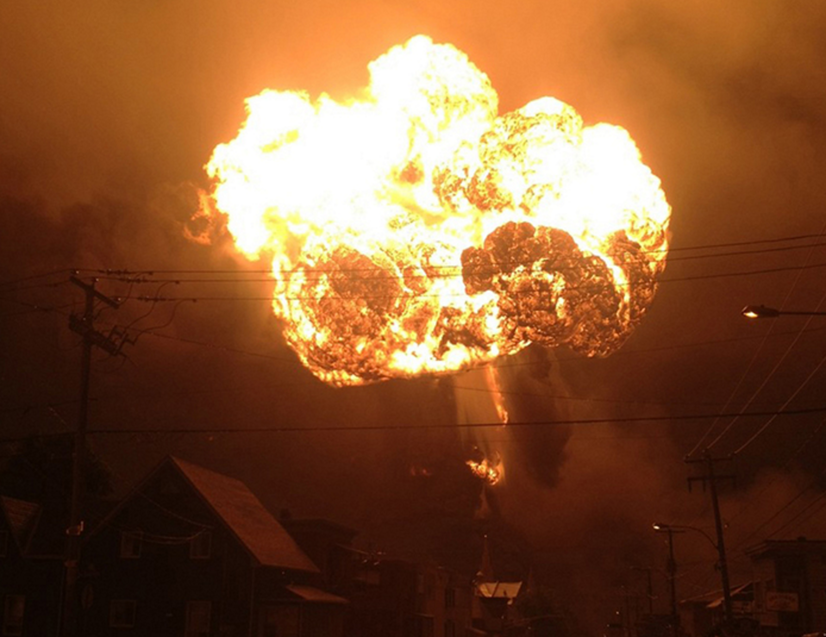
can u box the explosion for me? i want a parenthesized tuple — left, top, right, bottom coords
(205, 36, 670, 387)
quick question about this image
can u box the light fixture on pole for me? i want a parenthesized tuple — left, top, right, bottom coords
(652, 523, 682, 630)
(742, 305, 826, 319)
(653, 522, 733, 626)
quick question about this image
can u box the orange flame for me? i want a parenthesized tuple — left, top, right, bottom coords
(206, 36, 671, 386)
(466, 455, 504, 486)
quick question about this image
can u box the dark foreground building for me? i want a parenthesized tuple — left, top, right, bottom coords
(0, 495, 64, 636)
(79, 456, 346, 637)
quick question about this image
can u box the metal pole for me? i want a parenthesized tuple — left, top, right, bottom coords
(646, 568, 654, 616)
(666, 529, 678, 625)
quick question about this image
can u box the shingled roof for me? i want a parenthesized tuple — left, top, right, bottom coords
(169, 457, 319, 573)
(91, 456, 318, 573)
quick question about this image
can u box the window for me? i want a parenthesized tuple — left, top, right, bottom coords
(2, 595, 24, 636)
(259, 606, 299, 637)
(444, 619, 456, 637)
(445, 587, 456, 609)
(109, 600, 136, 628)
(185, 601, 211, 637)
(120, 531, 142, 558)
(418, 616, 434, 637)
(425, 573, 435, 600)
(189, 530, 212, 559)
(0, 531, 8, 558)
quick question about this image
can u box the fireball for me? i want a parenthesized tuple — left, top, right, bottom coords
(205, 36, 670, 386)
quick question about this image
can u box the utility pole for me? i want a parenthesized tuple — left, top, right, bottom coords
(686, 451, 736, 626)
(63, 276, 124, 637)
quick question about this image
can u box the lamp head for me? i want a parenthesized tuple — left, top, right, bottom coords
(742, 305, 780, 319)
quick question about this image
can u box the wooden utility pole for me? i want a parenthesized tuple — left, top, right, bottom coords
(62, 276, 122, 637)
(686, 451, 736, 626)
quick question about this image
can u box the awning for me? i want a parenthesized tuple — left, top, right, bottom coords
(706, 583, 753, 609)
(476, 581, 523, 599)
(285, 585, 348, 605)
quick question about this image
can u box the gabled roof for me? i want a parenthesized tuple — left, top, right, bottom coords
(91, 456, 318, 574)
(706, 583, 752, 609)
(0, 495, 41, 553)
(285, 584, 348, 604)
(169, 457, 319, 573)
(0, 494, 65, 558)
(680, 582, 752, 607)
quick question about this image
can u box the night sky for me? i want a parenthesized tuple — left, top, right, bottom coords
(3, 1, 826, 633)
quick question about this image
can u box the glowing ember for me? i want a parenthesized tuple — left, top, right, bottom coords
(467, 455, 504, 486)
(205, 36, 671, 386)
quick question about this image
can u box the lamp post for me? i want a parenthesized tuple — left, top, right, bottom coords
(652, 523, 682, 628)
(653, 522, 733, 627)
(742, 305, 826, 319)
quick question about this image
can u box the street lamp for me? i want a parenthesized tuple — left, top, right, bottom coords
(653, 522, 717, 549)
(653, 522, 733, 626)
(742, 305, 826, 319)
(652, 523, 682, 630)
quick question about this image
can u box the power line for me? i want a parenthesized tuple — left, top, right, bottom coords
(686, 221, 826, 458)
(70, 232, 826, 277)
(8, 404, 817, 438)
(731, 466, 826, 549)
(106, 260, 826, 303)
(764, 492, 826, 540)
(78, 243, 826, 287)
(0, 269, 75, 289)
(733, 350, 826, 456)
(724, 418, 826, 535)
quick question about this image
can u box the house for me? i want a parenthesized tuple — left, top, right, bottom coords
(79, 456, 346, 637)
(746, 538, 826, 636)
(280, 513, 476, 637)
(279, 517, 475, 637)
(678, 538, 826, 637)
(679, 582, 754, 637)
(279, 515, 359, 590)
(473, 581, 524, 635)
(471, 536, 525, 635)
(333, 551, 473, 637)
(0, 495, 64, 637)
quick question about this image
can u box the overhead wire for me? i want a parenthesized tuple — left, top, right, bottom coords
(71, 231, 826, 277)
(724, 418, 826, 532)
(0, 268, 75, 289)
(688, 220, 826, 458)
(732, 348, 826, 456)
(2, 404, 825, 444)
(724, 288, 826, 456)
(84, 260, 826, 297)
(730, 458, 826, 549)
(54, 404, 826, 436)
(763, 492, 826, 540)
